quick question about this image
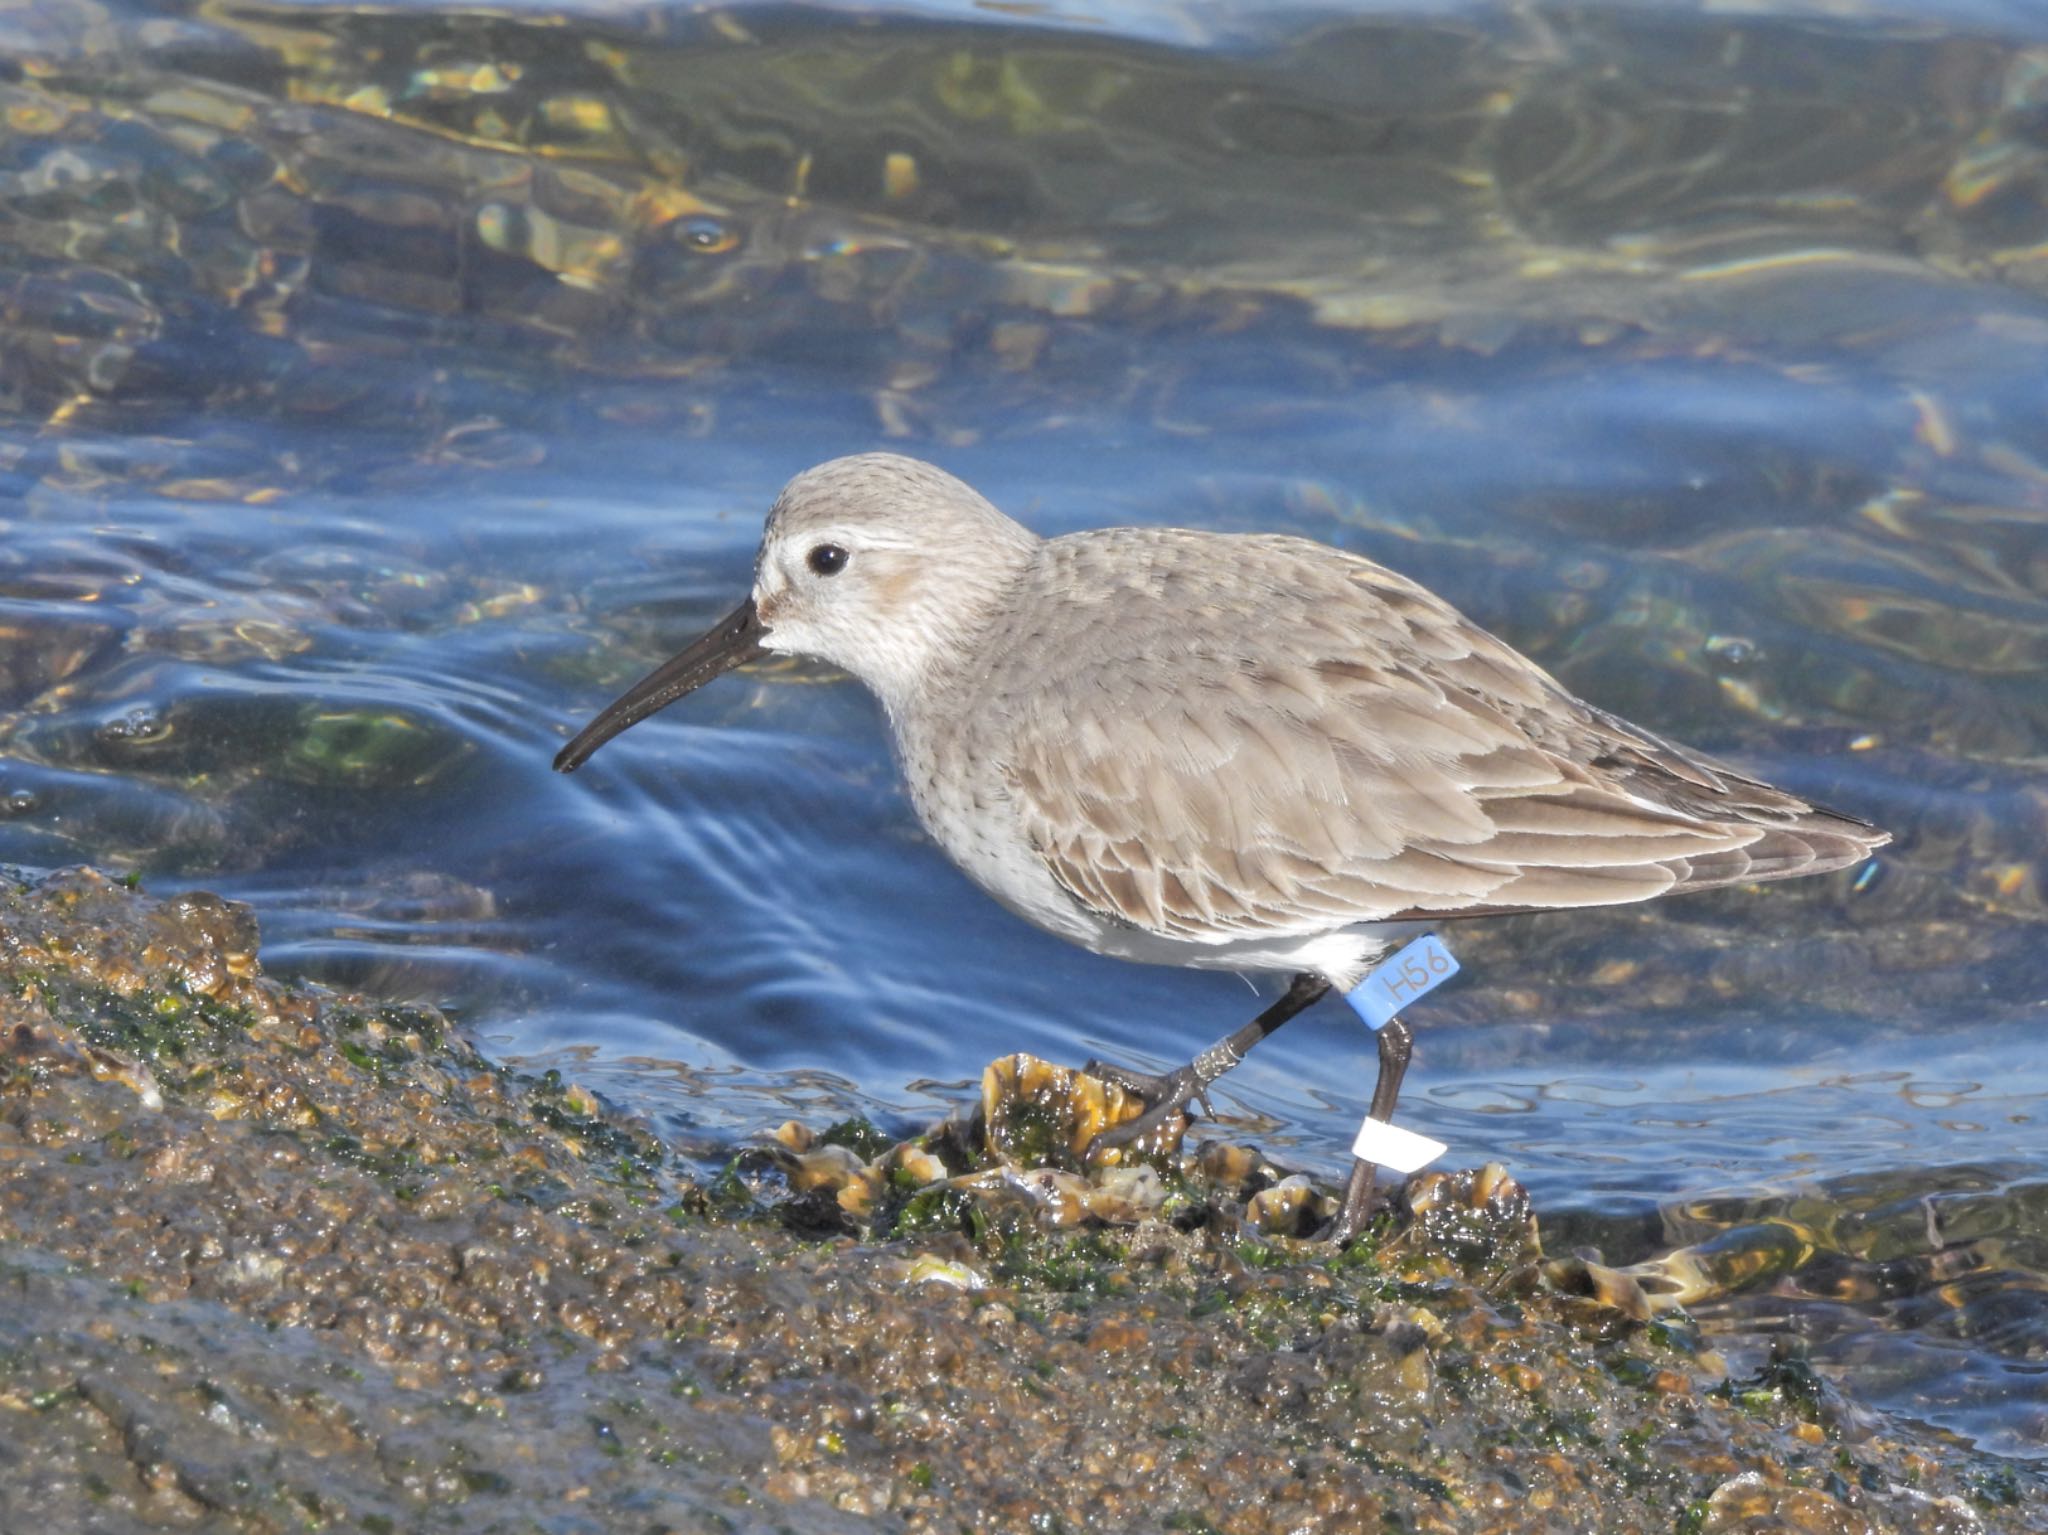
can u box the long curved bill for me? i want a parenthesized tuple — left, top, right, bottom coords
(553, 597, 768, 773)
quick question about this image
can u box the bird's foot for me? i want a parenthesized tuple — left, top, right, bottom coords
(1318, 1197, 1380, 1246)
(1081, 1057, 1212, 1159)
(1317, 1158, 1385, 1245)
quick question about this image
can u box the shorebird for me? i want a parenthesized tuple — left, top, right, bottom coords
(554, 453, 1888, 1240)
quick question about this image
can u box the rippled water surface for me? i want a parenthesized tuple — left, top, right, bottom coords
(3, 0, 2046, 1460)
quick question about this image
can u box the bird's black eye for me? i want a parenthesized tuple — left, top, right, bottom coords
(807, 543, 849, 576)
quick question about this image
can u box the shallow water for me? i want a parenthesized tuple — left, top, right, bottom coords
(3, 0, 2046, 1461)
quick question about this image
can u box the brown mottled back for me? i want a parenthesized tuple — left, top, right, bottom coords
(918, 527, 1884, 940)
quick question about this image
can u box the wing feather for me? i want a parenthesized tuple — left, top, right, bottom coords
(975, 530, 1888, 942)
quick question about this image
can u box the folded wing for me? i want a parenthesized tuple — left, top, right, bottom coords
(1000, 532, 1886, 941)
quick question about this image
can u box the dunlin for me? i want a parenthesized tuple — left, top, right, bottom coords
(556, 454, 1888, 1240)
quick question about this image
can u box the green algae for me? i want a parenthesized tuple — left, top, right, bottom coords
(891, 1181, 983, 1238)
(281, 707, 468, 790)
(813, 1116, 892, 1160)
(37, 973, 253, 1065)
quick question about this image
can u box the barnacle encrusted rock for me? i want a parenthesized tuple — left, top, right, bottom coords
(0, 868, 2032, 1533)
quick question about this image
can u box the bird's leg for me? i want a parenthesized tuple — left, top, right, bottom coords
(1324, 1016, 1414, 1244)
(1087, 972, 1331, 1156)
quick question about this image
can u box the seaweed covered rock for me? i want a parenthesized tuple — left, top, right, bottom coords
(0, 868, 2032, 1533)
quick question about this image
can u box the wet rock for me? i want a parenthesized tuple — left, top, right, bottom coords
(1699, 1470, 1882, 1534)
(979, 1050, 1182, 1169)
(1543, 1254, 1658, 1323)
(1402, 1160, 1541, 1270)
(0, 869, 2036, 1533)
(1245, 1171, 1331, 1236)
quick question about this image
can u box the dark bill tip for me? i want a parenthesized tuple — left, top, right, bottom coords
(553, 596, 768, 773)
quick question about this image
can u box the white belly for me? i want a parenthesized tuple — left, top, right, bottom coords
(901, 733, 1402, 989)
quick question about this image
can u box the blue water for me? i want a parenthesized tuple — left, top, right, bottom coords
(2, 0, 2046, 1456)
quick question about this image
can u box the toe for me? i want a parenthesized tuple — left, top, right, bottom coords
(1083, 1057, 1173, 1099)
